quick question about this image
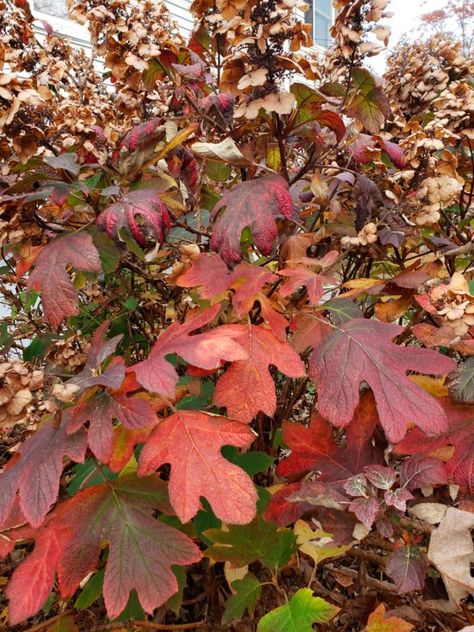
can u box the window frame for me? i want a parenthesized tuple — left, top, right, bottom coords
(305, 0, 333, 49)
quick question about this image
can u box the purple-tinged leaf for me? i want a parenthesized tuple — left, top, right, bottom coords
(386, 545, 426, 594)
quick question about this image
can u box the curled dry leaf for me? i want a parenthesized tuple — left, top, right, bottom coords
(191, 137, 248, 165)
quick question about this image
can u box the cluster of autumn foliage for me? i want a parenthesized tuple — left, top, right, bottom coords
(0, 0, 474, 629)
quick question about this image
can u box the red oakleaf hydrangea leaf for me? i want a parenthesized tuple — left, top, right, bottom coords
(97, 189, 171, 247)
(69, 320, 125, 391)
(5, 474, 201, 624)
(176, 252, 231, 298)
(343, 473, 369, 497)
(7, 521, 69, 625)
(165, 146, 199, 192)
(278, 252, 338, 305)
(0, 500, 28, 558)
(213, 324, 305, 423)
(67, 390, 157, 463)
(0, 416, 87, 528)
(108, 426, 153, 472)
(198, 93, 234, 126)
(210, 174, 295, 264)
(279, 266, 327, 304)
(177, 256, 287, 338)
(230, 262, 278, 314)
(139, 410, 257, 524)
(386, 545, 426, 594)
(311, 318, 456, 443)
(277, 391, 380, 484)
(26, 231, 101, 330)
(131, 305, 247, 397)
(289, 311, 332, 354)
(229, 262, 288, 339)
(395, 399, 474, 494)
(116, 118, 165, 177)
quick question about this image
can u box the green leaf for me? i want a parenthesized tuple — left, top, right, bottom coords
(119, 227, 147, 260)
(205, 159, 231, 182)
(222, 446, 273, 476)
(0, 323, 14, 354)
(165, 566, 186, 614)
(194, 499, 221, 545)
(205, 515, 297, 568)
(74, 570, 104, 609)
(290, 82, 326, 109)
(67, 459, 117, 496)
(176, 378, 214, 410)
(42, 592, 56, 616)
(112, 590, 145, 622)
(352, 68, 377, 95)
(223, 573, 261, 624)
(89, 226, 121, 273)
(325, 298, 362, 324)
(257, 588, 338, 632)
(124, 297, 139, 311)
(47, 614, 78, 631)
(347, 68, 392, 134)
(23, 336, 50, 361)
(143, 60, 167, 90)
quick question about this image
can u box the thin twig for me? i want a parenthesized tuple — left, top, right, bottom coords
(24, 611, 74, 632)
(96, 620, 208, 631)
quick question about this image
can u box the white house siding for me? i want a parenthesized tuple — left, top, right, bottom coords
(31, 0, 195, 48)
(165, 0, 194, 37)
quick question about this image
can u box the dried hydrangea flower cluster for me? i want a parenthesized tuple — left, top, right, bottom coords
(419, 273, 474, 337)
(415, 175, 463, 225)
(0, 361, 43, 428)
(191, 0, 315, 119)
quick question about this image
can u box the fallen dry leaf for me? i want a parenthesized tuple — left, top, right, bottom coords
(427, 507, 474, 604)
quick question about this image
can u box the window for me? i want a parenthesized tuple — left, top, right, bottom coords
(305, 0, 333, 48)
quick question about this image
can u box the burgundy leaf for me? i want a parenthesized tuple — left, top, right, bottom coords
(311, 318, 456, 443)
(343, 474, 369, 498)
(384, 488, 413, 512)
(26, 232, 101, 330)
(0, 415, 87, 528)
(97, 189, 170, 246)
(363, 465, 397, 490)
(349, 496, 380, 529)
(68, 391, 157, 463)
(210, 174, 295, 264)
(68, 320, 125, 391)
(399, 455, 448, 491)
(386, 545, 426, 594)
